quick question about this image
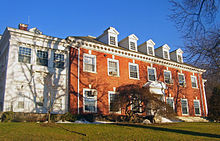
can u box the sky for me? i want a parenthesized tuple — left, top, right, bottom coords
(0, 0, 218, 52)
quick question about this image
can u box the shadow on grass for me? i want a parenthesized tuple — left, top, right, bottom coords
(113, 123, 220, 139)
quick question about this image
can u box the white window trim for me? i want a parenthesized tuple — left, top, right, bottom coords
(178, 73, 186, 87)
(129, 62, 139, 80)
(109, 35, 117, 46)
(164, 70, 172, 84)
(193, 100, 201, 116)
(83, 88, 97, 113)
(108, 91, 121, 114)
(181, 99, 189, 116)
(129, 41, 137, 52)
(83, 53, 97, 73)
(147, 67, 157, 81)
(107, 58, 120, 77)
(191, 75, 198, 88)
(177, 53, 183, 63)
(166, 97, 175, 110)
(147, 46, 154, 56)
(163, 49, 170, 60)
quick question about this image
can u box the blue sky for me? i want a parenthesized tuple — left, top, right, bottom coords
(1, 0, 217, 52)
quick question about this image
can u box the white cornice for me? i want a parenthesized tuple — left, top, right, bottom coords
(67, 37, 205, 73)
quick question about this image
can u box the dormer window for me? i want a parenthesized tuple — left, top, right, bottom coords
(119, 34, 138, 52)
(138, 39, 155, 56)
(164, 50, 169, 59)
(130, 42, 136, 51)
(178, 55, 182, 63)
(148, 46, 153, 55)
(110, 36, 116, 45)
(97, 27, 119, 47)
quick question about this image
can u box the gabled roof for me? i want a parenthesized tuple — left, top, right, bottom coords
(147, 39, 155, 46)
(104, 27, 119, 35)
(119, 34, 139, 43)
(171, 48, 184, 54)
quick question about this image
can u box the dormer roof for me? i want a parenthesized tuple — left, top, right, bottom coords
(103, 27, 119, 35)
(147, 39, 155, 46)
(171, 48, 183, 54)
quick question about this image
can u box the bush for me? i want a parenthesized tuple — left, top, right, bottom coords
(61, 112, 77, 122)
(1, 111, 14, 122)
(79, 114, 96, 122)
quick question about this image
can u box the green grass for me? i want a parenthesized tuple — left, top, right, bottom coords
(0, 122, 219, 141)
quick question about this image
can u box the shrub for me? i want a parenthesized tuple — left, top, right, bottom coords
(1, 111, 14, 122)
(79, 114, 95, 122)
(61, 112, 77, 122)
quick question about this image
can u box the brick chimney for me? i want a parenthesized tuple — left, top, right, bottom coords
(18, 23, 28, 31)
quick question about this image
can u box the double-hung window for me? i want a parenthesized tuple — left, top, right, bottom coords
(18, 47, 31, 63)
(130, 42, 136, 51)
(194, 100, 201, 116)
(83, 89, 97, 113)
(164, 50, 169, 59)
(181, 99, 189, 115)
(178, 73, 186, 86)
(177, 55, 182, 63)
(148, 67, 156, 81)
(108, 58, 119, 76)
(83, 54, 96, 73)
(110, 36, 116, 45)
(148, 46, 153, 55)
(109, 92, 120, 113)
(37, 50, 48, 66)
(164, 70, 172, 84)
(54, 53, 65, 69)
(129, 63, 139, 79)
(191, 76, 198, 88)
(166, 97, 174, 109)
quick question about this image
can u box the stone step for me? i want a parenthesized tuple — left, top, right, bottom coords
(177, 116, 209, 122)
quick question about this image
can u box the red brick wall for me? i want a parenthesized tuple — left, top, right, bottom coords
(69, 47, 207, 117)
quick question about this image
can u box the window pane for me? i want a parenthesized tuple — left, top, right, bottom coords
(148, 46, 153, 55)
(130, 42, 136, 51)
(181, 99, 188, 114)
(194, 101, 200, 115)
(85, 99, 95, 112)
(84, 55, 95, 72)
(54, 53, 64, 69)
(148, 68, 156, 81)
(164, 51, 169, 59)
(179, 74, 185, 86)
(191, 77, 197, 88)
(18, 47, 31, 63)
(109, 93, 120, 112)
(178, 55, 182, 63)
(164, 71, 171, 83)
(109, 61, 118, 76)
(110, 36, 116, 45)
(130, 64, 138, 79)
(37, 50, 48, 66)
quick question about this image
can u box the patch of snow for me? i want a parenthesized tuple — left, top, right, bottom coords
(161, 117, 173, 123)
(56, 120, 74, 123)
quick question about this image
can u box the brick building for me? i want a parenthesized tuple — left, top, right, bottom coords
(68, 27, 208, 117)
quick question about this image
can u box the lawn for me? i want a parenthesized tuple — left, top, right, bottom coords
(0, 122, 219, 141)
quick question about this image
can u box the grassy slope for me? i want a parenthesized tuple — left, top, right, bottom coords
(0, 122, 219, 141)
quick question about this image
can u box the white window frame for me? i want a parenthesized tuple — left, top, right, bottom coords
(147, 67, 157, 81)
(129, 41, 137, 51)
(163, 49, 170, 60)
(181, 99, 189, 115)
(129, 63, 139, 80)
(178, 73, 186, 87)
(147, 46, 154, 56)
(166, 97, 175, 110)
(83, 53, 96, 73)
(83, 88, 97, 113)
(107, 58, 120, 77)
(193, 100, 201, 116)
(177, 54, 183, 63)
(109, 36, 116, 46)
(191, 76, 198, 88)
(108, 91, 121, 114)
(164, 70, 172, 84)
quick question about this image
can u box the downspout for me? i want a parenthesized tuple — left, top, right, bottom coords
(77, 47, 80, 114)
(198, 73, 205, 116)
